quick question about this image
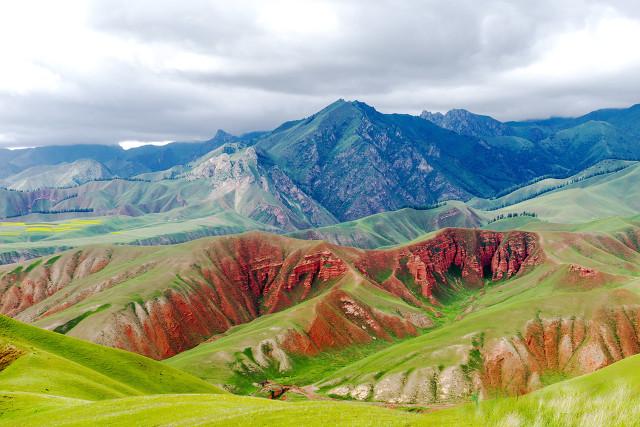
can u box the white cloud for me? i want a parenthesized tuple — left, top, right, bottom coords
(6, 146, 35, 151)
(118, 140, 173, 150)
(256, 0, 339, 36)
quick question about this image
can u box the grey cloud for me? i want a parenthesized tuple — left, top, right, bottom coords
(1, 0, 640, 147)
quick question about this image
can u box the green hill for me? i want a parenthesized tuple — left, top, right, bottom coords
(486, 161, 640, 224)
(7, 341, 640, 426)
(287, 201, 481, 248)
(0, 315, 222, 401)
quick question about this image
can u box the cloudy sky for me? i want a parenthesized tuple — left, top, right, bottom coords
(1, 0, 640, 148)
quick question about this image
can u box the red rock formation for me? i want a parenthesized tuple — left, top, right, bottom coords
(94, 237, 351, 359)
(483, 306, 640, 396)
(286, 251, 347, 298)
(357, 229, 540, 304)
(278, 290, 419, 357)
(0, 249, 112, 317)
(0, 229, 541, 361)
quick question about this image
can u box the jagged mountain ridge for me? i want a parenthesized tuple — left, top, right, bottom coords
(3, 100, 640, 226)
(420, 108, 514, 138)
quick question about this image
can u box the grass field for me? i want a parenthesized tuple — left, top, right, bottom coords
(435, 352, 640, 426)
(0, 315, 222, 401)
(5, 349, 640, 426)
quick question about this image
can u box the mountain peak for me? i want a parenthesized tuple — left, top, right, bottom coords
(211, 129, 235, 140)
(321, 99, 376, 113)
(420, 108, 512, 138)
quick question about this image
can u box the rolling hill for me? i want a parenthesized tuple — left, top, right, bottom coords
(5, 219, 640, 410)
(0, 314, 221, 403)
(5, 307, 640, 426)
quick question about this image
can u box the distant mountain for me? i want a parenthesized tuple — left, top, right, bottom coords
(3, 99, 640, 227)
(0, 129, 237, 178)
(420, 108, 513, 138)
(424, 103, 640, 172)
(255, 100, 543, 220)
(184, 142, 336, 229)
(509, 103, 640, 134)
(503, 104, 640, 170)
(0, 159, 113, 191)
(0, 142, 336, 231)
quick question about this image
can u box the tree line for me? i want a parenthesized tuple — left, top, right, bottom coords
(485, 164, 629, 211)
(487, 211, 537, 224)
(4, 208, 94, 219)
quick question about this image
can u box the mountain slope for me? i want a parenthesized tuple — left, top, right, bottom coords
(0, 143, 336, 231)
(287, 201, 482, 248)
(3, 100, 640, 230)
(256, 100, 550, 220)
(0, 159, 113, 191)
(486, 161, 640, 224)
(6, 317, 640, 426)
(420, 108, 513, 138)
(0, 229, 538, 369)
(0, 314, 222, 401)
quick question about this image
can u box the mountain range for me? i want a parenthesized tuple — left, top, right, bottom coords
(4, 100, 640, 425)
(3, 100, 640, 228)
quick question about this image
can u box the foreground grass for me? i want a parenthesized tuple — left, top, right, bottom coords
(0, 393, 467, 427)
(0, 315, 222, 400)
(7, 352, 640, 427)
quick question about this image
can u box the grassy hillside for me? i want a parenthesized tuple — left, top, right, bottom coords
(7, 352, 640, 426)
(0, 315, 222, 402)
(1, 393, 456, 427)
(485, 162, 640, 224)
(287, 201, 481, 248)
(469, 159, 636, 211)
(3, 223, 640, 424)
(0, 211, 277, 265)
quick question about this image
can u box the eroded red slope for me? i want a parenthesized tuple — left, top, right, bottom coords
(0, 229, 541, 360)
(356, 229, 541, 304)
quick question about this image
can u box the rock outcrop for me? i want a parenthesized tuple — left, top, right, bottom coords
(0, 249, 113, 317)
(483, 306, 640, 395)
(357, 229, 541, 304)
(325, 306, 640, 405)
(327, 363, 476, 405)
(97, 240, 351, 359)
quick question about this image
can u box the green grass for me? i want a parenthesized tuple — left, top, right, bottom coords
(0, 315, 223, 401)
(9, 353, 640, 426)
(0, 393, 464, 427)
(483, 162, 640, 225)
(288, 201, 481, 249)
(53, 304, 111, 335)
(228, 339, 396, 395)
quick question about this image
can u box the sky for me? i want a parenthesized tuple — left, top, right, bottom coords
(1, 0, 640, 148)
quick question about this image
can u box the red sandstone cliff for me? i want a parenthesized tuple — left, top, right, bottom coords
(356, 229, 541, 304)
(483, 306, 640, 395)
